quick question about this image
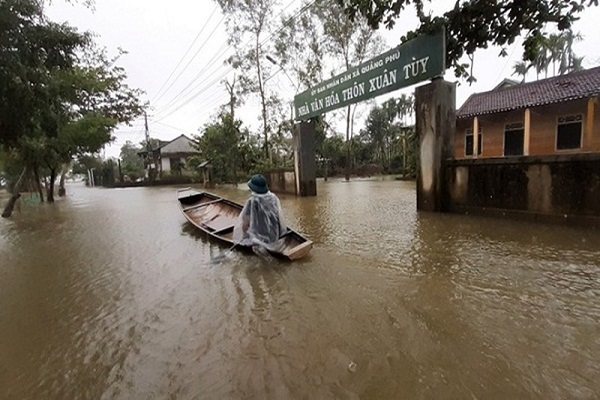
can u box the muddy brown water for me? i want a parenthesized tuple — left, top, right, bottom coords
(1, 179, 599, 399)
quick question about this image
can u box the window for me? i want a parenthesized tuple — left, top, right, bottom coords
(465, 126, 482, 156)
(556, 114, 582, 150)
(504, 122, 524, 156)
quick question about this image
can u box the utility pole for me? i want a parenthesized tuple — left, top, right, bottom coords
(144, 110, 150, 151)
(144, 110, 155, 180)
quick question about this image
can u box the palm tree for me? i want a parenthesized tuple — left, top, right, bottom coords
(571, 56, 585, 72)
(559, 29, 583, 75)
(546, 33, 564, 77)
(532, 37, 551, 79)
(512, 61, 531, 83)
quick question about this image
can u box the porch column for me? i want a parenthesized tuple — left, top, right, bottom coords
(585, 97, 597, 151)
(524, 108, 531, 155)
(473, 116, 479, 158)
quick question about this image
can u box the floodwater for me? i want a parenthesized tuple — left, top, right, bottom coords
(1, 179, 599, 399)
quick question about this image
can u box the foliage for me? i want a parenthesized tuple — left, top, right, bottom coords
(119, 141, 144, 181)
(336, 0, 598, 82)
(513, 28, 585, 81)
(0, 0, 144, 205)
(216, 0, 282, 160)
(72, 154, 102, 175)
(273, 3, 324, 90)
(192, 113, 242, 183)
(0, 0, 89, 148)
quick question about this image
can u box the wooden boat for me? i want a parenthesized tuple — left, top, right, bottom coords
(177, 188, 313, 260)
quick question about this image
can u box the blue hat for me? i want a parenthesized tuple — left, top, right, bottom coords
(247, 174, 268, 194)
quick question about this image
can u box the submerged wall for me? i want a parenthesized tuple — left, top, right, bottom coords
(265, 170, 296, 195)
(445, 153, 600, 226)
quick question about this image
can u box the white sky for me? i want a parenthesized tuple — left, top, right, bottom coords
(45, 0, 600, 159)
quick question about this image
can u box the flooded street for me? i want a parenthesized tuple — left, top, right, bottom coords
(1, 179, 599, 399)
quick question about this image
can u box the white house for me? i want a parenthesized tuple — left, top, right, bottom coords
(139, 134, 199, 177)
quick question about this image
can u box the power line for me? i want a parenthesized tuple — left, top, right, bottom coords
(153, 10, 226, 106)
(194, 92, 230, 115)
(154, 68, 232, 122)
(495, 37, 521, 82)
(154, 0, 318, 124)
(151, 120, 198, 135)
(151, 4, 220, 104)
(153, 40, 233, 117)
(153, 0, 307, 118)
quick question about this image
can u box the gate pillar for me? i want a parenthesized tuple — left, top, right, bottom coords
(293, 120, 317, 196)
(415, 78, 456, 212)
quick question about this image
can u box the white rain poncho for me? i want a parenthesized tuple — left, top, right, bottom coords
(232, 191, 287, 251)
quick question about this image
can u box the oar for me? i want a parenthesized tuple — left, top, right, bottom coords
(210, 243, 238, 263)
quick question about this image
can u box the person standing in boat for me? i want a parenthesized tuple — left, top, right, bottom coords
(232, 174, 287, 252)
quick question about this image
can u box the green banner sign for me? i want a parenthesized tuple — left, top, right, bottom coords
(294, 30, 445, 121)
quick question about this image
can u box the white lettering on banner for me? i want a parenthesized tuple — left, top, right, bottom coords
(384, 50, 401, 65)
(403, 56, 430, 80)
(310, 98, 325, 113)
(342, 82, 366, 101)
(368, 69, 398, 92)
(361, 59, 384, 74)
(297, 103, 310, 116)
(324, 92, 340, 107)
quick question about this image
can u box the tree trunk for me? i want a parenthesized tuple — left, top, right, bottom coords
(33, 166, 45, 203)
(58, 164, 69, 197)
(47, 168, 56, 203)
(2, 167, 27, 218)
(256, 34, 270, 162)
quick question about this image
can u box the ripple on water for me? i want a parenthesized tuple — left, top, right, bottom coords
(2, 181, 600, 399)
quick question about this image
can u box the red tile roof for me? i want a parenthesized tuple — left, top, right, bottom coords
(457, 66, 600, 119)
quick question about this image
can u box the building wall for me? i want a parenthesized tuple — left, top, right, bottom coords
(161, 158, 170, 172)
(445, 154, 600, 225)
(454, 99, 598, 159)
(265, 170, 296, 195)
(529, 100, 590, 154)
(591, 98, 600, 151)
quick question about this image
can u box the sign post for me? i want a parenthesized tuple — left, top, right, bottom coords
(293, 30, 445, 121)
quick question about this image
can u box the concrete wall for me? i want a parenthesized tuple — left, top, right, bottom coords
(265, 170, 296, 195)
(445, 154, 600, 225)
(455, 99, 599, 158)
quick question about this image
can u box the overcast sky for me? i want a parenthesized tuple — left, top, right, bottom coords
(45, 0, 600, 159)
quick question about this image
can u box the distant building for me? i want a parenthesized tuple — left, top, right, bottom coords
(455, 66, 600, 159)
(139, 134, 199, 177)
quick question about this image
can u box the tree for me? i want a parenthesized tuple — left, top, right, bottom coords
(216, 0, 282, 161)
(1, 0, 89, 215)
(0, 0, 89, 148)
(1, 0, 143, 217)
(273, 1, 325, 90)
(512, 28, 585, 83)
(310, 0, 385, 180)
(558, 29, 584, 75)
(119, 141, 144, 181)
(337, 0, 598, 81)
(512, 61, 531, 83)
(193, 113, 242, 183)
